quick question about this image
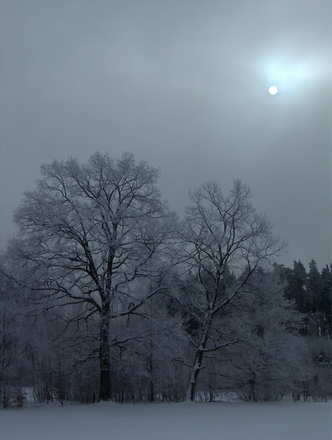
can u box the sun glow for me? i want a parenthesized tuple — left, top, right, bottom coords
(262, 55, 326, 96)
(269, 86, 278, 95)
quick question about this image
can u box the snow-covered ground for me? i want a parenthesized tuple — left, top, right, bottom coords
(1, 399, 331, 440)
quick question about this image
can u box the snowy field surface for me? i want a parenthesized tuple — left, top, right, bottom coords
(0, 400, 331, 440)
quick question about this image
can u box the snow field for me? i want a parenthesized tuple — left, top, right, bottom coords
(0, 400, 331, 440)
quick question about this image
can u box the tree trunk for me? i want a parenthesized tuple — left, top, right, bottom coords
(99, 304, 111, 401)
(249, 375, 256, 402)
(148, 339, 154, 402)
(186, 319, 211, 401)
(186, 349, 204, 401)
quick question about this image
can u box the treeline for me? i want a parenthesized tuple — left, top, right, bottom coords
(281, 260, 332, 338)
(0, 152, 331, 407)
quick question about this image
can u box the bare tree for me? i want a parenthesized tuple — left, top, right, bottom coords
(180, 179, 284, 401)
(0, 260, 26, 408)
(213, 270, 307, 401)
(8, 152, 176, 401)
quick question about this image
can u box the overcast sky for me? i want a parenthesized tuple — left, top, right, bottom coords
(1, 0, 331, 270)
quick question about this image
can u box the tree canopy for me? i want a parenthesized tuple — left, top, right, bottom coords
(1, 152, 331, 406)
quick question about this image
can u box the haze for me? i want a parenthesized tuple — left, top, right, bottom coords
(1, 0, 331, 269)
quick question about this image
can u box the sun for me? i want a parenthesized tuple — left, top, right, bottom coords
(269, 86, 278, 95)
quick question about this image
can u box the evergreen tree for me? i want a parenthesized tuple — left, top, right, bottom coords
(284, 261, 308, 313)
(320, 265, 332, 338)
(306, 259, 324, 336)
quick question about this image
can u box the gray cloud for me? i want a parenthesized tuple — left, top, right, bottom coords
(1, 0, 331, 269)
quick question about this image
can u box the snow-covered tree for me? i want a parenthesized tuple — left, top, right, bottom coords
(0, 260, 27, 407)
(109, 288, 188, 402)
(6, 152, 177, 401)
(179, 180, 284, 401)
(213, 271, 308, 401)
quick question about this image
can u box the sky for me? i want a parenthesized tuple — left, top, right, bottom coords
(1, 0, 331, 270)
